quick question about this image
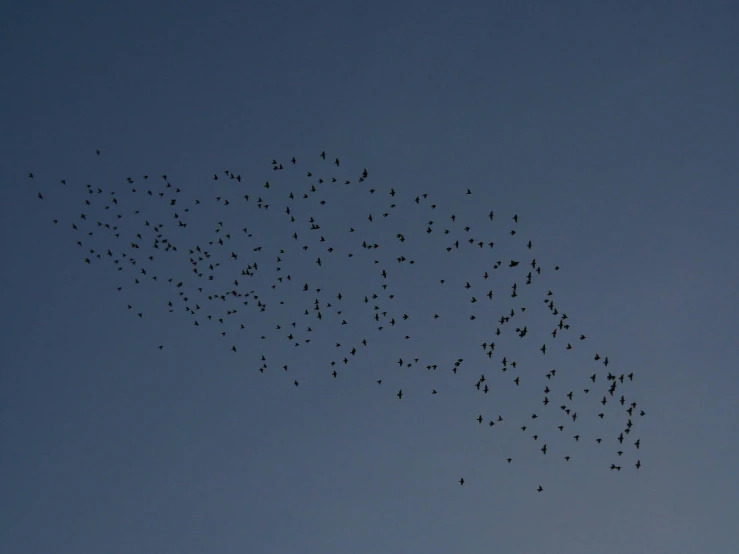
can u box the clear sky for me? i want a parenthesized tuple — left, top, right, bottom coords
(2, 1, 738, 552)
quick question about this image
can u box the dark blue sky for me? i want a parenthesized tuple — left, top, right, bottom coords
(2, 1, 738, 552)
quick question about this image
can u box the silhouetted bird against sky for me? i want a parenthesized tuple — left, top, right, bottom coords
(26, 150, 644, 496)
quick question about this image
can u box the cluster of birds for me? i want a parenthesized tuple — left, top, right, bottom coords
(31, 149, 644, 492)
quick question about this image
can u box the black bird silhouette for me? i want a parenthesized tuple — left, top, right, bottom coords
(29, 150, 644, 495)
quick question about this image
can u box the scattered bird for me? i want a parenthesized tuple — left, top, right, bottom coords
(27, 150, 643, 495)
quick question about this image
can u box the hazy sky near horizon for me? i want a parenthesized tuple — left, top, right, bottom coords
(2, 1, 739, 553)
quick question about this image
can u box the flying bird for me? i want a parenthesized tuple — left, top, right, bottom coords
(29, 150, 641, 496)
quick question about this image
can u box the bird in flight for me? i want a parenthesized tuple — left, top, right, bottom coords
(28, 150, 643, 498)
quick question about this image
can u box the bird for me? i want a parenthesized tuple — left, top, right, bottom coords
(29, 150, 642, 496)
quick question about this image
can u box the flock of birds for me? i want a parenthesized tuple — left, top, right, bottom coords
(31, 149, 644, 492)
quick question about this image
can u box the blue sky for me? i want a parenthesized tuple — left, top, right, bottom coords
(2, 1, 738, 552)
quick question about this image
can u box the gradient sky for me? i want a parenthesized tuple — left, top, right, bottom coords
(2, 1, 739, 553)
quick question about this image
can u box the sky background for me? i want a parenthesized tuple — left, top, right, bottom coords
(2, 1, 739, 552)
